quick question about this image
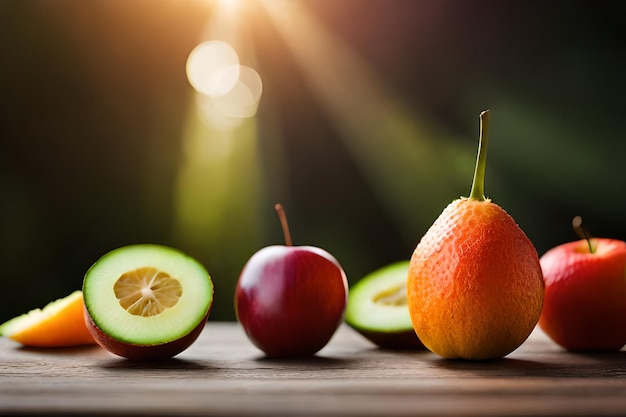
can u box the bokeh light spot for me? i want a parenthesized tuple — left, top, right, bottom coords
(186, 40, 240, 97)
(212, 65, 263, 118)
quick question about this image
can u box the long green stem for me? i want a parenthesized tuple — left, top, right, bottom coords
(469, 110, 490, 201)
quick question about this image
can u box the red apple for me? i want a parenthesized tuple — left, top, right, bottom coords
(234, 204, 348, 358)
(539, 221, 626, 351)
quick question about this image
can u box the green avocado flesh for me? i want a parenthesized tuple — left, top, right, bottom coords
(83, 244, 213, 346)
(345, 261, 423, 349)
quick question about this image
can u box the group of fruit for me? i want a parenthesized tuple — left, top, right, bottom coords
(2, 110, 625, 360)
(0, 244, 215, 360)
(0, 201, 349, 360)
(348, 111, 626, 358)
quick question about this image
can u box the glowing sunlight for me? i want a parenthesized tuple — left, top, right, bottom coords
(175, 0, 474, 255)
(260, 0, 473, 239)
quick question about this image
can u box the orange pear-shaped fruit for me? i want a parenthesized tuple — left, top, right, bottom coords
(407, 110, 544, 360)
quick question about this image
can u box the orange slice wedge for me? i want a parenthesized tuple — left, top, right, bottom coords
(0, 290, 97, 347)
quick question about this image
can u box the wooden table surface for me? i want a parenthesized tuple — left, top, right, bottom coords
(1, 322, 626, 416)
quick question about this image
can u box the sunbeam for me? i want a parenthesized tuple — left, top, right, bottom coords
(173, 0, 476, 319)
(173, 0, 266, 289)
(259, 0, 474, 239)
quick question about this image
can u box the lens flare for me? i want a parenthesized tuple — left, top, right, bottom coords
(186, 40, 240, 97)
(212, 65, 263, 119)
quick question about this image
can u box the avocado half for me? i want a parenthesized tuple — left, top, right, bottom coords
(83, 244, 213, 360)
(345, 261, 424, 350)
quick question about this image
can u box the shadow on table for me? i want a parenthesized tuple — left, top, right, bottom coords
(100, 357, 213, 372)
(432, 350, 626, 378)
(17, 345, 104, 356)
(254, 354, 362, 370)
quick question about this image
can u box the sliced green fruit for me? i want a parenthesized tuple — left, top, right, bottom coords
(83, 244, 213, 359)
(346, 261, 424, 350)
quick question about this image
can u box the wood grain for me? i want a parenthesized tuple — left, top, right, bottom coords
(1, 323, 626, 416)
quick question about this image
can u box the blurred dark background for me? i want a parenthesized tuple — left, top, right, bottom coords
(1, 0, 625, 322)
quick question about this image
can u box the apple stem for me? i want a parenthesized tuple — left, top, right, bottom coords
(469, 110, 490, 201)
(572, 216, 595, 253)
(275, 203, 293, 246)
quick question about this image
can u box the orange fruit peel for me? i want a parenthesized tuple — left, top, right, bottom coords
(407, 110, 545, 360)
(0, 290, 97, 348)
